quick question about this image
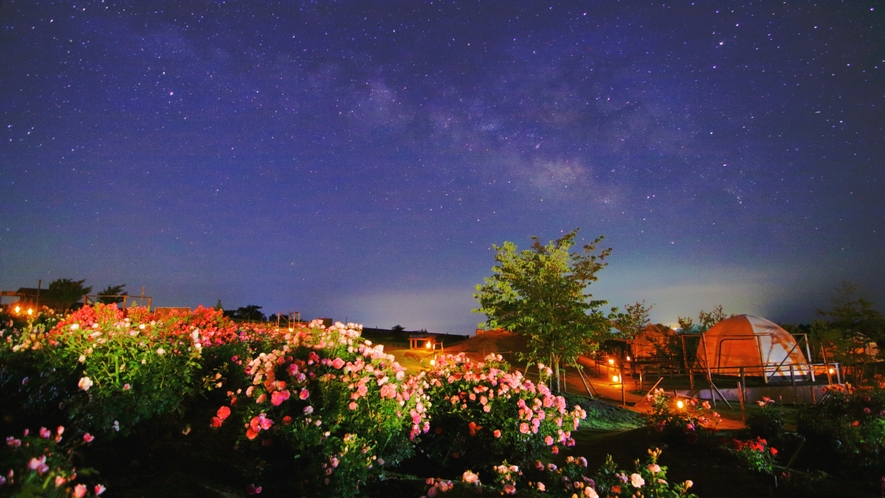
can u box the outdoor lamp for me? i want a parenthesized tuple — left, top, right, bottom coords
(676, 400, 685, 410)
(27, 309, 33, 315)
(14, 305, 20, 314)
(426, 341, 432, 349)
(607, 358, 615, 366)
(611, 375, 619, 383)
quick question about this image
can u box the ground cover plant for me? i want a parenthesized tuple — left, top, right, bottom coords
(2, 305, 884, 497)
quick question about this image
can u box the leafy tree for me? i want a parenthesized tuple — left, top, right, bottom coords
(677, 306, 730, 365)
(235, 304, 266, 322)
(613, 300, 654, 340)
(811, 282, 885, 381)
(816, 281, 885, 346)
(97, 284, 127, 304)
(679, 305, 730, 335)
(698, 305, 730, 332)
(47, 278, 92, 312)
(677, 316, 695, 334)
(391, 325, 405, 333)
(473, 229, 612, 392)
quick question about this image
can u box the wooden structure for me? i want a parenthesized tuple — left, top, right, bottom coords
(408, 335, 444, 351)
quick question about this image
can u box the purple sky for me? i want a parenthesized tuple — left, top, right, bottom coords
(2, 1, 883, 333)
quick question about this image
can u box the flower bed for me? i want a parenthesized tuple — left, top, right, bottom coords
(4, 305, 884, 496)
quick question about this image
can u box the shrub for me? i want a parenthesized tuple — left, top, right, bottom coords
(746, 396, 785, 442)
(423, 448, 698, 497)
(211, 320, 428, 497)
(46, 304, 205, 437)
(0, 426, 104, 497)
(413, 354, 585, 473)
(796, 383, 885, 477)
(729, 436, 779, 475)
(644, 389, 720, 445)
(1, 317, 77, 424)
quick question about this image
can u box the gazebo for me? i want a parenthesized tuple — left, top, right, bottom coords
(408, 335, 444, 352)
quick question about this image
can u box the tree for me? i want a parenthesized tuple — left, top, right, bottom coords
(677, 306, 730, 365)
(613, 300, 654, 340)
(812, 282, 885, 380)
(816, 281, 885, 346)
(47, 278, 92, 312)
(235, 305, 266, 322)
(676, 316, 695, 334)
(679, 305, 730, 334)
(97, 284, 127, 305)
(473, 229, 612, 392)
(698, 305, 730, 332)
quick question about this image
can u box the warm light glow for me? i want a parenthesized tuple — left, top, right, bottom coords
(27, 309, 33, 315)
(429, 359, 435, 366)
(14, 305, 21, 314)
(288, 328, 294, 332)
(607, 358, 615, 366)
(828, 367, 835, 374)
(626, 356, 631, 361)
(676, 400, 685, 409)
(426, 341, 432, 349)
(611, 375, 619, 383)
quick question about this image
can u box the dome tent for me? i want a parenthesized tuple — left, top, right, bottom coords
(694, 314, 811, 382)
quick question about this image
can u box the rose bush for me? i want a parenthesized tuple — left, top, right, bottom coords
(796, 383, 885, 478)
(645, 389, 719, 445)
(745, 396, 785, 443)
(46, 304, 206, 437)
(0, 426, 104, 497)
(729, 436, 778, 475)
(423, 448, 697, 497)
(412, 353, 586, 472)
(211, 320, 430, 497)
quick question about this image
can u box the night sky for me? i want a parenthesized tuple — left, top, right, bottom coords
(2, 1, 883, 333)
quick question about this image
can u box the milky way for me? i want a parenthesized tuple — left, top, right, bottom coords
(2, 1, 882, 332)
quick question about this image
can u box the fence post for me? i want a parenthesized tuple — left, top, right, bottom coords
(737, 381, 745, 421)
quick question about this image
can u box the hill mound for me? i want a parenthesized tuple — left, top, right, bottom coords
(445, 329, 528, 359)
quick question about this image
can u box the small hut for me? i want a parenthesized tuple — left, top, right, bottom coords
(408, 335, 444, 352)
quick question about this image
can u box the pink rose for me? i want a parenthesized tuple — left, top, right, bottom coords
(271, 390, 290, 406)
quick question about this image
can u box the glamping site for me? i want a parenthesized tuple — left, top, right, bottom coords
(1, 1, 882, 497)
